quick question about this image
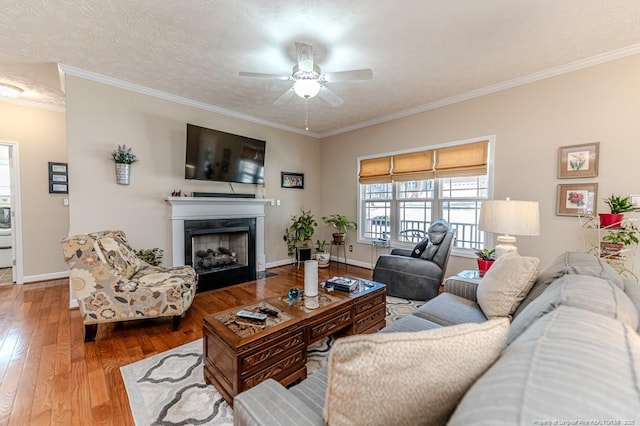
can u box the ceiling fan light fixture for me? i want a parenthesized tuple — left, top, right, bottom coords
(0, 83, 23, 98)
(293, 80, 320, 99)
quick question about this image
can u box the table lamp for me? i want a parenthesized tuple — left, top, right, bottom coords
(479, 198, 540, 258)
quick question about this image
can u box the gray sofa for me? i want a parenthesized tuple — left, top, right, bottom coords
(234, 252, 640, 425)
(372, 219, 455, 300)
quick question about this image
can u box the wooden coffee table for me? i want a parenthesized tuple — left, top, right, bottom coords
(202, 278, 386, 405)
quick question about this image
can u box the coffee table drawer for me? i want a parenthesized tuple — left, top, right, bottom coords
(241, 349, 306, 391)
(308, 306, 352, 343)
(354, 292, 385, 315)
(353, 305, 386, 334)
(241, 330, 305, 372)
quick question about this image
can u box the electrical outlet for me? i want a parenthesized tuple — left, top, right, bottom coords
(349, 244, 353, 252)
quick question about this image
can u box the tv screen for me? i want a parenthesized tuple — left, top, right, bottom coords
(185, 123, 265, 184)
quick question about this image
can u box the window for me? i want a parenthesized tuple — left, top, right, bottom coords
(358, 138, 492, 252)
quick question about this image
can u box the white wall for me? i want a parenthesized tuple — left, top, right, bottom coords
(320, 54, 640, 275)
(64, 76, 319, 265)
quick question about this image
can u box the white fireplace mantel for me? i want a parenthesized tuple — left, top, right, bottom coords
(165, 197, 272, 271)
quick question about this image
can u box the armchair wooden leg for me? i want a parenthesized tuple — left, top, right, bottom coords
(172, 315, 183, 331)
(84, 324, 98, 342)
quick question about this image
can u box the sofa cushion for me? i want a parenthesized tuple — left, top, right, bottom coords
(449, 306, 640, 424)
(96, 234, 145, 278)
(476, 253, 539, 319)
(380, 313, 442, 333)
(413, 293, 487, 325)
(290, 366, 328, 418)
(508, 274, 639, 344)
(623, 276, 640, 331)
(513, 252, 626, 319)
(322, 319, 509, 426)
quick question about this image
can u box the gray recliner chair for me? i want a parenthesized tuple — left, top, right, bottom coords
(373, 220, 455, 301)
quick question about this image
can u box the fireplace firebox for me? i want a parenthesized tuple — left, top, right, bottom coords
(184, 218, 256, 292)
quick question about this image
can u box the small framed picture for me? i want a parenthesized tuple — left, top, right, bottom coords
(49, 162, 68, 194)
(556, 183, 598, 216)
(557, 142, 599, 179)
(281, 172, 304, 189)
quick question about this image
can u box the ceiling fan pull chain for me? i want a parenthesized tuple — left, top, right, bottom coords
(305, 98, 310, 131)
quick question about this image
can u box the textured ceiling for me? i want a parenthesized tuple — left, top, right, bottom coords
(2, 0, 640, 136)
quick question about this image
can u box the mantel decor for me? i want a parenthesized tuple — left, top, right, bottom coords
(112, 144, 137, 185)
(281, 172, 304, 189)
(556, 183, 598, 216)
(557, 142, 599, 179)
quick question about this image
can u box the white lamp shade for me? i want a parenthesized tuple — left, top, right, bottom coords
(479, 199, 540, 236)
(293, 80, 320, 99)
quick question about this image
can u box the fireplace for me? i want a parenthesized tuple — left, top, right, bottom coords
(184, 218, 256, 292)
(166, 196, 270, 293)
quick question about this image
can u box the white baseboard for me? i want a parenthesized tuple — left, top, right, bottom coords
(23, 270, 69, 283)
(267, 258, 373, 270)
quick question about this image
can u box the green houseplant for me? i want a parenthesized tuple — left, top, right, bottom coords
(474, 248, 495, 276)
(283, 208, 318, 261)
(600, 195, 640, 227)
(315, 239, 330, 268)
(322, 214, 357, 244)
(135, 247, 164, 266)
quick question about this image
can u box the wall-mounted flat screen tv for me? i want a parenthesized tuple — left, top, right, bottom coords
(185, 123, 265, 185)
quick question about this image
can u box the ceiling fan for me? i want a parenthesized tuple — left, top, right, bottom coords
(239, 42, 373, 108)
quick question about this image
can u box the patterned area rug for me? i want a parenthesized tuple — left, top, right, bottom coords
(120, 295, 422, 425)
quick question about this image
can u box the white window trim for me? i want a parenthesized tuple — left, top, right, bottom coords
(357, 134, 496, 258)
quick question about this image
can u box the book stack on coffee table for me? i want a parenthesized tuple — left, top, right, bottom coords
(325, 276, 360, 292)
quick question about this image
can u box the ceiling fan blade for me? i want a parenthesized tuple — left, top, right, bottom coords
(295, 42, 314, 73)
(318, 86, 344, 107)
(323, 68, 373, 82)
(273, 87, 296, 105)
(239, 71, 291, 80)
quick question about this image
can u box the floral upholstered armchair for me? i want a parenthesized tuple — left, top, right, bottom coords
(60, 230, 197, 341)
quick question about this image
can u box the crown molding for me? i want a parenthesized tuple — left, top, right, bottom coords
(0, 97, 65, 113)
(318, 43, 640, 138)
(58, 64, 321, 138)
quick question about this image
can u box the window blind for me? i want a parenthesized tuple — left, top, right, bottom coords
(391, 150, 435, 181)
(358, 156, 392, 184)
(434, 140, 488, 178)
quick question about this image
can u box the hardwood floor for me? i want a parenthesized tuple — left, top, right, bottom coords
(0, 263, 372, 425)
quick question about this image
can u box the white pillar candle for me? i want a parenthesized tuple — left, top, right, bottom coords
(304, 260, 319, 297)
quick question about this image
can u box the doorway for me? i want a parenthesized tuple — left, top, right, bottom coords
(0, 142, 21, 285)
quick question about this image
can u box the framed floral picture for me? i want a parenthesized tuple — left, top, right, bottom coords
(556, 183, 598, 216)
(557, 142, 599, 178)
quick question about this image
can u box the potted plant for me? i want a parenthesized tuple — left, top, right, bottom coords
(135, 247, 164, 266)
(322, 214, 357, 244)
(600, 195, 640, 228)
(601, 223, 639, 259)
(283, 208, 317, 261)
(474, 248, 495, 276)
(315, 239, 330, 268)
(112, 144, 138, 185)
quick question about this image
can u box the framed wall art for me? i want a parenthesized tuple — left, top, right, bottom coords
(48, 161, 68, 194)
(556, 183, 598, 216)
(557, 142, 599, 179)
(281, 172, 304, 189)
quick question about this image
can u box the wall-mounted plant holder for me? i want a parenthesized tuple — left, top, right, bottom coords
(115, 163, 131, 185)
(49, 162, 68, 194)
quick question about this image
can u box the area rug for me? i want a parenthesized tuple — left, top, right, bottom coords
(121, 295, 422, 425)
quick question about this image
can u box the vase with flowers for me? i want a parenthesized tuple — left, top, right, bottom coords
(112, 144, 138, 185)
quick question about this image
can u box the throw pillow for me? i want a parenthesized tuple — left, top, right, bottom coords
(476, 252, 539, 319)
(322, 319, 509, 426)
(410, 238, 429, 258)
